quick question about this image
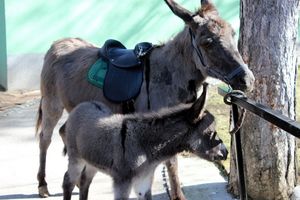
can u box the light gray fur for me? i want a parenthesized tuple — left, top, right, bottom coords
(62, 93, 227, 200)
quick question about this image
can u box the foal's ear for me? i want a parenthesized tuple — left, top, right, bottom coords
(199, 0, 219, 18)
(188, 82, 208, 124)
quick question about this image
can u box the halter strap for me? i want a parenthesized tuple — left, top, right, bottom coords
(189, 28, 244, 83)
(224, 67, 244, 82)
(189, 28, 207, 67)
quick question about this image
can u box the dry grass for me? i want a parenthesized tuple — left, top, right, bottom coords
(206, 84, 231, 171)
(0, 90, 40, 111)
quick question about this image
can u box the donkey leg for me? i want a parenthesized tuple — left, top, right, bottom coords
(113, 178, 132, 200)
(133, 170, 154, 200)
(165, 156, 186, 200)
(63, 159, 85, 200)
(79, 164, 97, 200)
(37, 98, 63, 197)
(62, 171, 75, 200)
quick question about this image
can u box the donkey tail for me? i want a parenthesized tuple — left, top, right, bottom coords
(59, 123, 68, 156)
(35, 97, 43, 136)
(63, 146, 67, 156)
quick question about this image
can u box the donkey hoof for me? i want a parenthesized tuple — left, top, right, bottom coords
(38, 186, 50, 198)
(172, 194, 186, 200)
(172, 197, 186, 200)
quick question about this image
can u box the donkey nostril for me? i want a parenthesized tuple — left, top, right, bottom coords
(239, 77, 247, 85)
(221, 149, 228, 160)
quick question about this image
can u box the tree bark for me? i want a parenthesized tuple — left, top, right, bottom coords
(229, 1, 299, 200)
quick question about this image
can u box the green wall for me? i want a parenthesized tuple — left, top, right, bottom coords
(3, 0, 242, 90)
(3, 0, 299, 90)
(0, 0, 7, 90)
(5, 0, 240, 55)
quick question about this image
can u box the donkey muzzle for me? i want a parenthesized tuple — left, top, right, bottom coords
(215, 143, 228, 160)
(230, 65, 255, 92)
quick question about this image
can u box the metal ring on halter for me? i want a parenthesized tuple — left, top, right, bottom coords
(224, 93, 233, 105)
(224, 90, 247, 105)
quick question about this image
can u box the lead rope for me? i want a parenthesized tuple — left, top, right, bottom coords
(156, 131, 188, 200)
(223, 90, 247, 134)
(162, 166, 172, 200)
(229, 107, 246, 134)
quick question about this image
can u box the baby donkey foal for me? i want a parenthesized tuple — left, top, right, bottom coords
(62, 84, 228, 200)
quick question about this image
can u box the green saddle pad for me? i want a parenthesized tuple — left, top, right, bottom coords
(87, 58, 108, 88)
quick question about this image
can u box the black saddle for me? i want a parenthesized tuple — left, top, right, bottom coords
(98, 39, 152, 103)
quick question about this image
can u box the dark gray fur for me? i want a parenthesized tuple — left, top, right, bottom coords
(62, 88, 228, 200)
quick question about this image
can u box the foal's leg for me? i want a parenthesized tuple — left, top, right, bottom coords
(133, 170, 154, 200)
(63, 159, 85, 200)
(37, 97, 64, 197)
(113, 178, 132, 200)
(79, 164, 97, 200)
(165, 156, 186, 200)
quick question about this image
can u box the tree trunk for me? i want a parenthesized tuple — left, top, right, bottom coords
(229, 1, 299, 200)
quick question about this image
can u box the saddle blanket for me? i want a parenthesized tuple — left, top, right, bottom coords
(87, 58, 107, 89)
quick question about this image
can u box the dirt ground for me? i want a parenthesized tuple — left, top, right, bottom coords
(0, 89, 233, 200)
(0, 90, 41, 111)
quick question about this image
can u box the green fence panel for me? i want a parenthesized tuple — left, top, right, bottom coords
(5, 0, 240, 55)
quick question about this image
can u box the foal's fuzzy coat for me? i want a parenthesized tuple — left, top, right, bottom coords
(62, 86, 228, 200)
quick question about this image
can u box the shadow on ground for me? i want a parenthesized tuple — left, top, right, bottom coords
(0, 183, 232, 200)
(0, 192, 80, 200)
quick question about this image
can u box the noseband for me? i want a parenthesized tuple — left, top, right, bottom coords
(189, 28, 244, 83)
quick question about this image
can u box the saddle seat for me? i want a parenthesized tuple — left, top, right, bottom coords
(94, 39, 152, 103)
(99, 39, 144, 68)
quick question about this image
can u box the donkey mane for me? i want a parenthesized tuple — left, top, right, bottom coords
(88, 102, 193, 131)
(126, 103, 191, 121)
(104, 102, 213, 128)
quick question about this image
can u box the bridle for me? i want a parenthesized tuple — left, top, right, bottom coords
(189, 28, 244, 84)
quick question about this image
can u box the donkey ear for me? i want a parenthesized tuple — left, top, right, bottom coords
(188, 82, 209, 124)
(201, 0, 212, 4)
(164, 0, 196, 25)
(200, 0, 219, 17)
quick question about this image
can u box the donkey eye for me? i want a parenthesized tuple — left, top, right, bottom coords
(200, 38, 213, 48)
(232, 31, 236, 37)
